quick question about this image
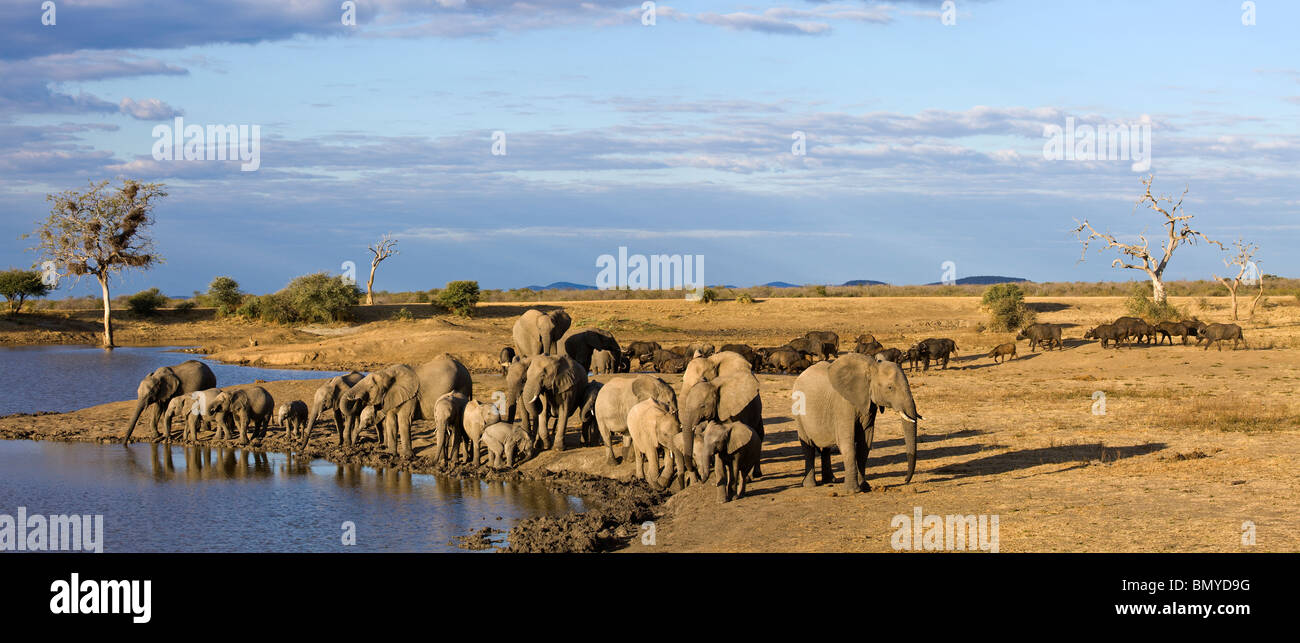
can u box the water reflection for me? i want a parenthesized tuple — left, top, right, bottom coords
(0, 440, 583, 552)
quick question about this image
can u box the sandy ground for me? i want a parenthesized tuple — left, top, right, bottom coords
(2, 295, 1297, 552)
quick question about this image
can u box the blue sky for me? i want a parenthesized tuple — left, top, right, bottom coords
(1, 0, 1297, 297)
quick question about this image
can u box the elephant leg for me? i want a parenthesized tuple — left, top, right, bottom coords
(819, 447, 834, 485)
(734, 460, 748, 500)
(800, 441, 817, 488)
(646, 448, 662, 489)
(599, 423, 617, 464)
(332, 410, 344, 446)
(552, 402, 571, 451)
(837, 430, 861, 493)
(398, 414, 413, 458)
(855, 427, 872, 493)
(633, 448, 645, 482)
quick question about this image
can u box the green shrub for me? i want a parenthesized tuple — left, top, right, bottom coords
(236, 292, 297, 324)
(282, 272, 360, 323)
(414, 290, 429, 304)
(208, 276, 244, 316)
(436, 280, 480, 317)
(813, 285, 829, 297)
(981, 283, 1034, 332)
(175, 300, 196, 311)
(1125, 283, 1185, 322)
(736, 292, 755, 304)
(697, 288, 717, 304)
(391, 307, 414, 321)
(127, 288, 169, 316)
(0, 269, 51, 313)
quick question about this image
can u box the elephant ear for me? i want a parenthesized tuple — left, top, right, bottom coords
(709, 351, 752, 378)
(726, 423, 756, 454)
(549, 310, 572, 338)
(715, 373, 759, 421)
(158, 369, 182, 399)
(381, 366, 419, 410)
(829, 353, 876, 415)
(631, 375, 662, 402)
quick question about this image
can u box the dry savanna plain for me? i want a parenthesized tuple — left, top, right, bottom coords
(2, 295, 1297, 552)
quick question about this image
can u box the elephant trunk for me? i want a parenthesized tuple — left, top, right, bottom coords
(123, 398, 148, 443)
(899, 398, 920, 484)
(523, 379, 541, 406)
(301, 400, 324, 448)
(656, 455, 677, 489)
(695, 445, 711, 482)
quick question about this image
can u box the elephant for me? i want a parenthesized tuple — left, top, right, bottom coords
(578, 381, 603, 445)
(986, 343, 1016, 363)
(123, 360, 217, 443)
(300, 371, 365, 449)
(590, 349, 615, 374)
(626, 398, 684, 490)
(460, 397, 501, 465)
(594, 375, 678, 463)
(481, 422, 533, 467)
(499, 346, 517, 376)
(521, 354, 589, 450)
(1016, 323, 1062, 351)
(504, 356, 539, 430)
(694, 420, 761, 502)
(182, 388, 223, 441)
(430, 391, 470, 464)
(158, 396, 188, 441)
(512, 308, 572, 357)
(791, 353, 920, 493)
(915, 338, 957, 370)
(1084, 323, 1126, 348)
(1198, 323, 1246, 351)
(209, 386, 274, 444)
(560, 327, 621, 372)
(341, 355, 473, 456)
(678, 352, 764, 478)
(277, 400, 309, 442)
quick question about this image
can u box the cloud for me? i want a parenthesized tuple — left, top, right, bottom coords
(118, 97, 181, 120)
(0, 51, 187, 117)
(396, 226, 847, 243)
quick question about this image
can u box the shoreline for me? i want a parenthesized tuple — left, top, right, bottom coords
(0, 421, 667, 553)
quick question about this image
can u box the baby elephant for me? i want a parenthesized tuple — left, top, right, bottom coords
(590, 349, 615, 374)
(276, 400, 309, 442)
(694, 420, 761, 503)
(986, 342, 1016, 364)
(626, 398, 685, 490)
(481, 422, 533, 467)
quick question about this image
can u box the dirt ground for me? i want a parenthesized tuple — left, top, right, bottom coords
(2, 294, 1297, 552)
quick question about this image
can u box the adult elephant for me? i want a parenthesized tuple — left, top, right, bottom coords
(560, 327, 621, 372)
(299, 371, 365, 449)
(512, 309, 572, 357)
(521, 354, 588, 450)
(593, 375, 678, 463)
(504, 356, 538, 427)
(123, 360, 217, 443)
(791, 353, 920, 493)
(678, 352, 764, 478)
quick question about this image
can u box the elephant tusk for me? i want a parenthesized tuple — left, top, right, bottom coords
(898, 411, 922, 423)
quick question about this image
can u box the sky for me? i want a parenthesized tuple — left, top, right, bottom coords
(0, 0, 1297, 297)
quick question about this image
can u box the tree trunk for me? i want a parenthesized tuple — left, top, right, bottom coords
(1149, 273, 1166, 304)
(99, 276, 114, 348)
(1249, 280, 1265, 319)
(1228, 285, 1239, 321)
(365, 263, 378, 305)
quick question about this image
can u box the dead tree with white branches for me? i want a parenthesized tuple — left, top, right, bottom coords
(1074, 175, 1222, 304)
(1213, 239, 1260, 321)
(365, 234, 399, 305)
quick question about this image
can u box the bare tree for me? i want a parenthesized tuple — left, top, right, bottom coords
(30, 179, 167, 347)
(1074, 175, 1222, 304)
(365, 234, 399, 305)
(1212, 239, 1259, 321)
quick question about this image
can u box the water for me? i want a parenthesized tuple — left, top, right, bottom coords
(0, 440, 583, 552)
(0, 345, 348, 416)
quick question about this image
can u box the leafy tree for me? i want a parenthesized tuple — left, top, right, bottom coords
(127, 288, 169, 316)
(981, 283, 1034, 331)
(30, 179, 167, 347)
(0, 269, 51, 313)
(282, 272, 361, 323)
(208, 276, 244, 315)
(436, 280, 480, 317)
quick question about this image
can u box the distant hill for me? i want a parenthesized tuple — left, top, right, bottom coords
(841, 279, 889, 286)
(924, 275, 1030, 286)
(524, 282, 596, 291)
(761, 281, 802, 288)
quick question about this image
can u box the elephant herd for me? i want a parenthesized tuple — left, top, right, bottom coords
(122, 307, 927, 502)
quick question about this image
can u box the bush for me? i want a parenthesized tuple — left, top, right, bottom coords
(813, 285, 829, 297)
(0, 269, 51, 313)
(736, 292, 755, 304)
(391, 307, 414, 321)
(127, 288, 169, 316)
(1125, 283, 1185, 322)
(175, 300, 196, 311)
(208, 276, 244, 316)
(697, 288, 717, 304)
(436, 280, 480, 317)
(236, 292, 297, 324)
(981, 283, 1034, 332)
(282, 272, 360, 323)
